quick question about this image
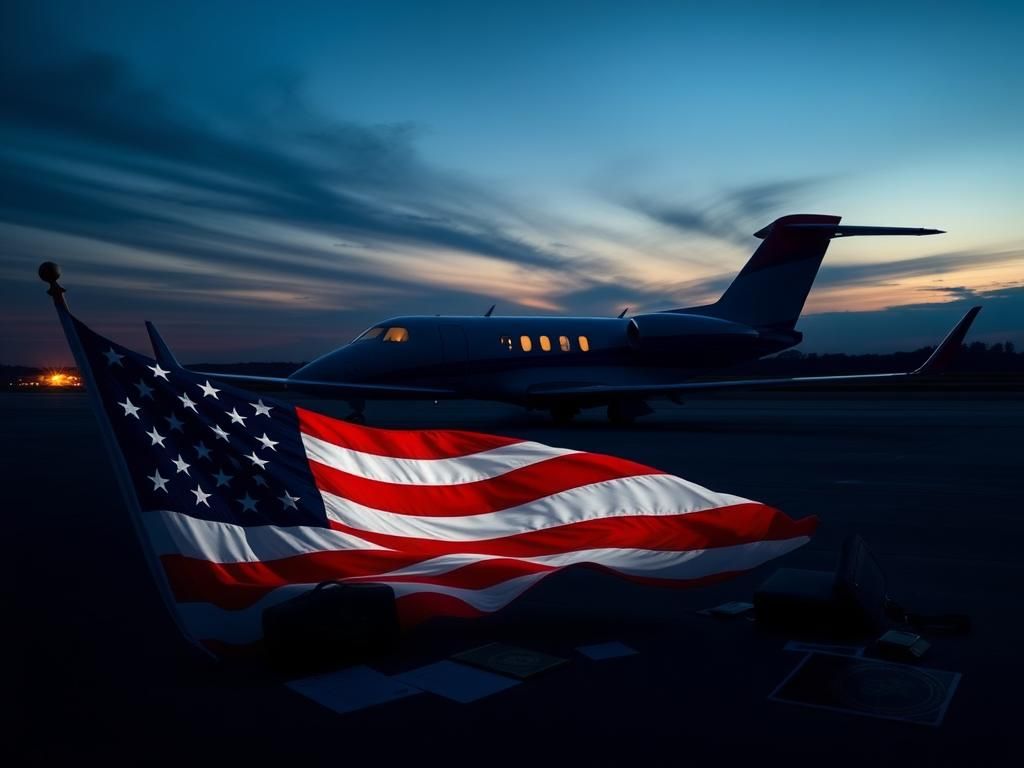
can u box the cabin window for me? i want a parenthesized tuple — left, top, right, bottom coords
(499, 335, 513, 350)
(382, 327, 409, 343)
(578, 335, 590, 352)
(520, 335, 533, 352)
(559, 335, 571, 352)
(355, 327, 385, 343)
(539, 335, 552, 351)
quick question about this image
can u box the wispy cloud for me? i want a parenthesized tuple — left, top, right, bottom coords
(815, 249, 1024, 289)
(0, 44, 575, 299)
(626, 178, 827, 244)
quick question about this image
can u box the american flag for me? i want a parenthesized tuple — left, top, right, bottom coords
(68, 315, 816, 653)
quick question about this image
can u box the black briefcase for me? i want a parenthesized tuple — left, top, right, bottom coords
(262, 582, 399, 670)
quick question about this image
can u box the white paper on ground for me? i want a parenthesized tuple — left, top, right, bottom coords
(287, 664, 421, 715)
(783, 641, 864, 657)
(394, 660, 520, 703)
(576, 641, 638, 660)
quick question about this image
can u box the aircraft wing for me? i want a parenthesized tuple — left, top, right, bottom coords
(530, 306, 981, 400)
(144, 322, 457, 400)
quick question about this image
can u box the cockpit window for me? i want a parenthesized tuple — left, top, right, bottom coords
(355, 327, 385, 343)
(382, 327, 409, 343)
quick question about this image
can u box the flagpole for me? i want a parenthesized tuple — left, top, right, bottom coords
(38, 262, 211, 658)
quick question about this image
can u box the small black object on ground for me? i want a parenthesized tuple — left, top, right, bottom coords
(262, 582, 400, 673)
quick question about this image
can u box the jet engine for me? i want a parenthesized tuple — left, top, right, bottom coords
(626, 313, 763, 363)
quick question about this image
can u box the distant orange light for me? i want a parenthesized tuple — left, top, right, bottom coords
(39, 370, 81, 388)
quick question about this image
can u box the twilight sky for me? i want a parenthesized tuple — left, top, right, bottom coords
(2, 0, 1022, 367)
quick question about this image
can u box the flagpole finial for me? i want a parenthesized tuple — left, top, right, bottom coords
(38, 261, 68, 310)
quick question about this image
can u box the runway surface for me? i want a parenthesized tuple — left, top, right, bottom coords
(7, 392, 1022, 765)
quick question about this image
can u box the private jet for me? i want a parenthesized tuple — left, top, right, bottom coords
(147, 214, 981, 423)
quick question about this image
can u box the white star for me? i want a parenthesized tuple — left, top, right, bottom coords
(213, 469, 233, 487)
(165, 413, 184, 432)
(251, 399, 273, 417)
(147, 470, 169, 492)
(245, 451, 268, 469)
(237, 493, 258, 513)
(227, 407, 247, 426)
(210, 424, 230, 442)
(194, 441, 211, 460)
(252, 474, 268, 487)
(145, 427, 166, 447)
(178, 392, 197, 412)
(199, 380, 220, 399)
(148, 363, 170, 380)
(118, 397, 141, 419)
(191, 484, 211, 507)
(256, 433, 279, 451)
(171, 454, 191, 475)
(135, 379, 154, 399)
(279, 490, 300, 510)
(104, 347, 124, 366)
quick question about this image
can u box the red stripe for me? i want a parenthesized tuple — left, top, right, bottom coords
(193, 568, 762, 648)
(308, 451, 663, 517)
(325, 504, 817, 558)
(394, 591, 487, 628)
(161, 507, 817, 610)
(297, 406, 522, 459)
(161, 548, 424, 610)
(393, 567, 751, 629)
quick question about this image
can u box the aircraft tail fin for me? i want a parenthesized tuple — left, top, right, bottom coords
(680, 214, 944, 330)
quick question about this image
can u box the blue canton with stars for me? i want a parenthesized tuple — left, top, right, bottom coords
(74, 317, 327, 528)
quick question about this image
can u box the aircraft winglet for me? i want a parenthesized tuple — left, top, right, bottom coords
(913, 306, 982, 375)
(145, 321, 186, 373)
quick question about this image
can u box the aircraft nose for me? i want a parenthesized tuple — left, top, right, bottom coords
(293, 342, 371, 383)
(291, 356, 343, 382)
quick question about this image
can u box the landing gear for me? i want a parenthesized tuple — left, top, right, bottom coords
(607, 400, 652, 425)
(550, 404, 580, 424)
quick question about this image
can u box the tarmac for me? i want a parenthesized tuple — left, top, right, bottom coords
(8, 391, 1023, 765)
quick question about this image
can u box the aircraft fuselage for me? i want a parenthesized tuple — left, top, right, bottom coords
(292, 313, 799, 407)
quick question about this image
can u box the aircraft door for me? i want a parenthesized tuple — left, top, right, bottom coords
(439, 324, 469, 363)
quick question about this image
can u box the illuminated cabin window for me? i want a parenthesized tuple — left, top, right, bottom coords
(355, 327, 385, 343)
(520, 335, 533, 352)
(539, 335, 552, 351)
(382, 327, 409, 343)
(578, 335, 590, 352)
(499, 335, 513, 350)
(558, 335, 571, 352)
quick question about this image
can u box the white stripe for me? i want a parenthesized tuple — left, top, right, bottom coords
(170, 537, 809, 644)
(301, 433, 575, 485)
(142, 509, 390, 563)
(319, 474, 751, 542)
